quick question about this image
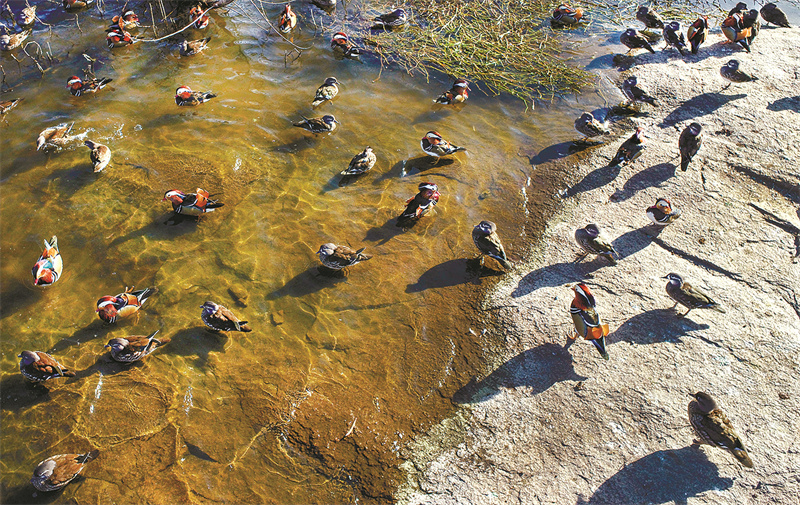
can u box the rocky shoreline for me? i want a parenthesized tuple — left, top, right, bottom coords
(397, 27, 800, 505)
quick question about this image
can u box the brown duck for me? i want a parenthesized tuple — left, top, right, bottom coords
(18, 351, 76, 383)
(201, 301, 252, 332)
(31, 450, 100, 491)
(688, 392, 754, 468)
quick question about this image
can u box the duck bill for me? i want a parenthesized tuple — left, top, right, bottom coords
(590, 336, 609, 360)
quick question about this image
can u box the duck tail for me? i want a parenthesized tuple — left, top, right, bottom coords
(454, 146, 467, 153)
(79, 449, 100, 464)
(138, 287, 158, 305)
(732, 448, 754, 468)
(491, 255, 512, 270)
(98, 78, 113, 87)
(710, 303, 726, 313)
(590, 336, 610, 360)
(645, 42, 655, 54)
(311, 98, 325, 107)
(680, 155, 690, 172)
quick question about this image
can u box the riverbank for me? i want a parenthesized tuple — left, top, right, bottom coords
(397, 26, 800, 504)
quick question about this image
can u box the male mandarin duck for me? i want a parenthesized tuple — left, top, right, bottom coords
(0, 29, 31, 51)
(647, 198, 682, 226)
(175, 86, 216, 106)
(551, 4, 584, 26)
(18, 351, 76, 383)
(679, 122, 703, 171)
(372, 9, 407, 29)
(317, 243, 372, 271)
(106, 330, 166, 362)
(293, 114, 339, 133)
(16, 5, 37, 28)
(721, 13, 752, 52)
(84, 140, 111, 172)
(341, 147, 376, 175)
(610, 127, 646, 167)
(201, 301, 252, 332)
(397, 182, 440, 227)
(36, 123, 78, 151)
(330, 32, 361, 60)
(32, 235, 63, 287)
(163, 188, 223, 215)
(1, 97, 22, 116)
(96, 286, 158, 323)
(420, 130, 466, 158)
(575, 224, 619, 264)
(278, 4, 297, 33)
(190, 5, 210, 29)
(179, 37, 211, 56)
(720, 60, 757, 89)
(688, 392, 754, 467)
(620, 29, 655, 54)
(663, 273, 725, 316)
(67, 76, 113, 97)
(574, 112, 610, 140)
(433, 78, 470, 105)
(568, 283, 610, 360)
(31, 450, 100, 492)
(621, 76, 657, 108)
(472, 220, 511, 270)
(761, 3, 790, 27)
(636, 6, 664, 30)
(687, 16, 708, 55)
(662, 22, 687, 56)
(106, 27, 136, 49)
(311, 77, 339, 107)
(111, 10, 140, 31)
(63, 0, 96, 11)
(728, 2, 748, 16)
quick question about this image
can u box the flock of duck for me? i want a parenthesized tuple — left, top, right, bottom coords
(3, 0, 789, 494)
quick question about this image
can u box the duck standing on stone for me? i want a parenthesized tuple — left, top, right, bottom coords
(620, 29, 655, 54)
(106, 330, 167, 362)
(163, 188, 223, 215)
(662, 21, 687, 56)
(551, 4, 584, 26)
(84, 140, 111, 172)
(316, 243, 372, 271)
(67, 76, 113, 97)
(294, 114, 339, 133)
(760, 3, 790, 27)
(721, 13, 752, 52)
(679, 122, 703, 171)
(397, 182, 440, 228)
(663, 273, 725, 316)
(688, 392, 754, 468)
(687, 16, 708, 54)
(720, 60, 757, 89)
(311, 77, 339, 107)
(568, 283, 610, 360)
(574, 112, 610, 141)
(636, 5, 664, 31)
(472, 220, 511, 270)
(610, 127, 646, 167)
(96, 286, 158, 323)
(201, 301, 252, 332)
(32, 235, 62, 287)
(341, 147, 376, 175)
(434, 78, 470, 105)
(31, 450, 100, 492)
(647, 198, 682, 226)
(575, 224, 619, 264)
(420, 130, 466, 158)
(18, 351, 76, 383)
(621, 76, 657, 109)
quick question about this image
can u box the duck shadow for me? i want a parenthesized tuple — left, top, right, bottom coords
(267, 265, 347, 299)
(43, 165, 99, 192)
(452, 343, 588, 404)
(560, 164, 621, 199)
(320, 171, 370, 193)
(0, 374, 52, 412)
(394, 156, 456, 178)
(0, 282, 43, 320)
(609, 162, 676, 202)
(512, 259, 607, 298)
(465, 257, 509, 278)
(659, 92, 746, 128)
(612, 225, 665, 259)
(74, 353, 148, 380)
(0, 483, 69, 504)
(411, 107, 457, 124)
(363, 216, 406, 246)
(523, 141, 595, 167)
(161, 326, 227, 368)
(766, 95, 799, 113)
(107, 212, 199, 248)
(578, 446, 733, 505)
(406, 258, 473, 293)
(272, 135, 322, 154)
(615, 308, 710, 345)
(48, 320, 112, 354)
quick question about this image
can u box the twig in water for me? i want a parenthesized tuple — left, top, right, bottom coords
(340, 416, 357, 441)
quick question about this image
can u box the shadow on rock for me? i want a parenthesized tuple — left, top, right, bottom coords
(659, 92, 746, 128)
(609, 162, 676, 202)
(524, 141, 595, 167)
(108, 212, 199, 249)
(363, 216, 406, 246)
(766, 95, 800, 113)
(0, 483, 69, 505)
(615, 308, 709, 345)
(512, 259, 607, 298)
(48, 320, 112, 354)
(406, 258, 474, 293)
(268, 265, 347, 299)
(74, 353, 147, 380)
(162, 327, 227, 368)
(578, 446, 733, 505)
(612, 226, 664, 260)
(0, 374, 52, 411)
(560, 164, 621, 199)
(0, 281, 42, 320)
(452, 343, 587, 404)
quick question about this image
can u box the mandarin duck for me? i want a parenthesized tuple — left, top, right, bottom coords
(721, 13, 751, 52)
(621, 76, 657, 108)
(551, 4, 584, 26)
(433, 78, 470, 105)
(106, 27, 136, 49)
(679, 122, 703, 171)
(341, 147, 376, 175)
(472, 220, 511, 270)
(16, 5, 36, 28)
(610, 127, 646, 167)
(330, 32, 361, 60)
(67, 76, 113, 97)
(761, 3, 790, 27)
(32, 235, 62, 287)
(720, 60, 757, 89)
(687, 16, 709, 54)
(421, 130, 466, 158)
(636, 6, 664, 30)
(575, 224, 619, 264)
(664, 273, 725, 316)
(111, 10, 140, 31)
(175, 86, 216, 106)
(728, 2, 748, 16)
(663, 22, 687, 56)
(18, 351, 76, 383)
(96, 286, 158, 323)
(190, 5, 210, 29)
(311, 77, 339, 107)
(1, 97, 22, 115)
(278, 4, 297, 33)
(293, 114, 338, 133)
(201, 301, 252, 332)
(106, 330, 166, 362)
(742, 9, 760, 44)
(647, 198, 682, 226)
(317, 243, 372, 271)
(574, 112, 610, 140)
(397, 182, 440, 227)
(63, 0, 96, 11)
(84, 140, 111, 172)
(372, 8, 407, 29)
(163, 188, 223, 215)
(179, 37, 211, 56)
(36, 123, 79, 151)
(0, 28, 31, 51)
(31, 450, 100, 492)
(688, 392, 754, 467)
(620, 29, 655, 54)
(568, 283, 610, 360)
